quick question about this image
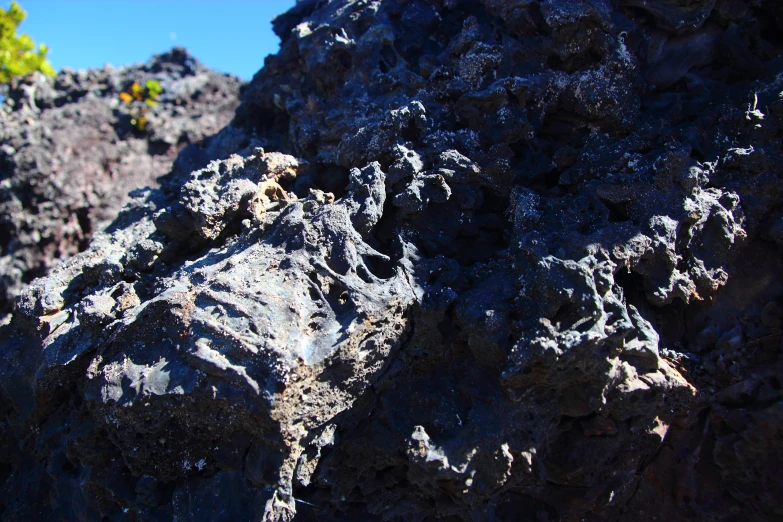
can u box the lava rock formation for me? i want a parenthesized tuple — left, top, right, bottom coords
(0, 48, 242, 322)
(1, 1, 783, 521)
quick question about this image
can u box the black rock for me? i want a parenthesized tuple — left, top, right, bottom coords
(2, 2, 783, 521)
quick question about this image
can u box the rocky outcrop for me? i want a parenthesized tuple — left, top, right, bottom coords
(2, 1, 783, 521)
(0, 48, 242, 321)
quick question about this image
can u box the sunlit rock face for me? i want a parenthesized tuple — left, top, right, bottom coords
(2, 1, 783, 521)
(0, 47, 242, 322)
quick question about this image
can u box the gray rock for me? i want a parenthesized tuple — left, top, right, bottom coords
(0, 47, 242, 320)
(2, 1, 783, 521)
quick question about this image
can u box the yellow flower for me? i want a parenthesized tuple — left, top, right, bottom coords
(130, 81, 143, 101)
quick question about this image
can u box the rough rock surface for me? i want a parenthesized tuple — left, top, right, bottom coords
(0, 48, 243, 321)
(2, 1, 783, 521)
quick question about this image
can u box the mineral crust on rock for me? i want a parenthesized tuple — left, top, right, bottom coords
(0, 47, 242, 321)
(2, 1, 783, 521)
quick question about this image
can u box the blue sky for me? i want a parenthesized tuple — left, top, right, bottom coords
(9, 1, 297, 80)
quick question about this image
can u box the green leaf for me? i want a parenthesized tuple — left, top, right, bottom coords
(145, 79, 163, 97)
(8, 2, 26, 24)
(0, 2, 57, 84)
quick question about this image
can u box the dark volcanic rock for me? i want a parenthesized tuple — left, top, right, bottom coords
(1, 2, 783, 521)
(0, 48, 242, 321)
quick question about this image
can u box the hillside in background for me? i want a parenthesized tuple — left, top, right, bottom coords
(0, 48, 242, 322)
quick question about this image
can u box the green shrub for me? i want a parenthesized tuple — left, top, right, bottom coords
(119, 79, 163, 131)
(0, 1, 55, 84)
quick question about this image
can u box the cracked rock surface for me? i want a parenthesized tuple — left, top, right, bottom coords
(2, 1, 783, 521)
(0, 47, 243, 322)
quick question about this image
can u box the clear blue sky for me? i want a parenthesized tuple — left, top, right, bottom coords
(8, 1, 297, 80)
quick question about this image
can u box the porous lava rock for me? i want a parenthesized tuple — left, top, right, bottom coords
(0, 47, 242, 322)
(2, 1, 783, 521)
